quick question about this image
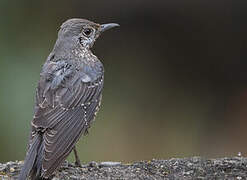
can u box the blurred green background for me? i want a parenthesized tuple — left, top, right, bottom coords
(0, 0, 247, 163)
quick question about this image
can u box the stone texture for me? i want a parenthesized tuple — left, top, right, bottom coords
(1, 157, 247, 179)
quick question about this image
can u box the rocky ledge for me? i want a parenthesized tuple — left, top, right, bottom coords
(0, 157, 247, 179)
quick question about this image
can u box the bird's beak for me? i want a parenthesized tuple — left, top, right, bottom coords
(100, 23, 120, 33)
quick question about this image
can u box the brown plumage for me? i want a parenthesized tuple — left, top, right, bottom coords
(18, 18, 119, 180)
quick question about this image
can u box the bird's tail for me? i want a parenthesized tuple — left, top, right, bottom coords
(18, 134, 43, 180)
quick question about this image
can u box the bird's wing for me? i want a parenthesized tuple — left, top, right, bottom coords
(31, 60, 103, 177)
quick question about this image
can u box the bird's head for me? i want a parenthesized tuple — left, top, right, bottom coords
(57, 18, 119, 50)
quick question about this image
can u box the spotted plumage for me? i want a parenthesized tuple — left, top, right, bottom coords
(18, 18, 119, 180)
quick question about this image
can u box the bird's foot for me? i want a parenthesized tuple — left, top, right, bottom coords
(74, 159, 82, 167)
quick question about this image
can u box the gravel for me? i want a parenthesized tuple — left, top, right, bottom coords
(1, 157, 247, 179)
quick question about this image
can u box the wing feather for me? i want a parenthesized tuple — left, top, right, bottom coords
(31, 60, 104, 178)
(43, 107, 85, 177)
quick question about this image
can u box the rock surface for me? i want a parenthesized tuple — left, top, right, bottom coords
(1, 157, 247, 179)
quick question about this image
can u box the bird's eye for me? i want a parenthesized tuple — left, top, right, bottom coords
(83, 28, 93, 36)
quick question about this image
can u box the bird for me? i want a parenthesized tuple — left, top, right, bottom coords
(18, 18, 119, 180)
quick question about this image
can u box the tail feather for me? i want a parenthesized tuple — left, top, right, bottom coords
(30, 139, 44, 180)
(18, 134, 42, 180)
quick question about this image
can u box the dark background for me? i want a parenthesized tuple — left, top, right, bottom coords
(0, 0, 247, 163)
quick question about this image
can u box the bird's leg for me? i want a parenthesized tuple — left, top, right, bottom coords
(73, 146, 82, 167)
